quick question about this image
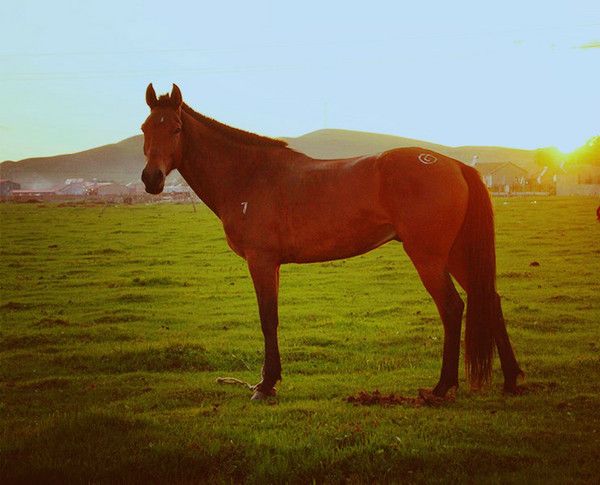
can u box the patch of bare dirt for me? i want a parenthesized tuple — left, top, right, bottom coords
(345, 388, 455, 407)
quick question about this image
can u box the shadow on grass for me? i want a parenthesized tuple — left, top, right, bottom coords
(51, 344, 212, 373)
(116, 293, 153, 303)
(48, 344, 261, 375)
(0, 302, 33, 311)
(0, 411, 249, 484)
(1, 409, 540, 484)
(94, 313, 145, 324)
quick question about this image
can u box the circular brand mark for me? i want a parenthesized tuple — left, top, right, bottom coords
(418, 153, 438, 165)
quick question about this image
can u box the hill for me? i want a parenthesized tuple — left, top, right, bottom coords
(286, 129, 536, 169)
(1, 129, 537, 189)
(0, 136, 144, 189)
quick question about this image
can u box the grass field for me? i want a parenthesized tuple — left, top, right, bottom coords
(1, 197, 599, 484)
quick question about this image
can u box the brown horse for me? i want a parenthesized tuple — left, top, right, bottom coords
(141, 83, 523, 400)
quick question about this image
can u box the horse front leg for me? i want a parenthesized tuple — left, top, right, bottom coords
(247, 254, 281, 400)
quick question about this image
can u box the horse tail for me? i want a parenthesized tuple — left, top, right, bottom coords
(457, 163, 496, 390)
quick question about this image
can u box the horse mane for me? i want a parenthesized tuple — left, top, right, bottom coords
(155, 94, 288, 149)
(182, 103, 289, 148)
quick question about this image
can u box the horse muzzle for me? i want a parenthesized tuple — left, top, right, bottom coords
(141, 167, 165, 194)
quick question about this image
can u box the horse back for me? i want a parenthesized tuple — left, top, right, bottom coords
(222, 147, 468, 263)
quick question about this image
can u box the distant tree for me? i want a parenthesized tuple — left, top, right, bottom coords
(568, 136, 600, 166)
(534, 146, 564, 170)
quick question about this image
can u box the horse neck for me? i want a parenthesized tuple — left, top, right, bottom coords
(176, 111, 283, 218)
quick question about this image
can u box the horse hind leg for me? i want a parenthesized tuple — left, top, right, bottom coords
(405, 248, 464, 397)
(491, 293, 525, 393)
(448, 248, 524, 394)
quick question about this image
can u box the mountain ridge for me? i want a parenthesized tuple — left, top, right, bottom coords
(1, 129, 538, 189)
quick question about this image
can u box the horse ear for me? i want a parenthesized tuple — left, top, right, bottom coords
(170, 84, 182, 108)
(146, 83, 158, 108)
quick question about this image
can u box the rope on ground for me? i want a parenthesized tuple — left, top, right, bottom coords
(215, 377, 254, 390)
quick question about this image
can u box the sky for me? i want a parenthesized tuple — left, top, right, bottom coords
(0, 1, 598, 161)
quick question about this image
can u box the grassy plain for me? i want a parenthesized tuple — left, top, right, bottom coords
(1, 196, 599, 483)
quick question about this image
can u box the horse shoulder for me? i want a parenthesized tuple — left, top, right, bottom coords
(220, 186, 287, 261)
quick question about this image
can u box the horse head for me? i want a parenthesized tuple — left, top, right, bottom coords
(141, 83, 183, 194)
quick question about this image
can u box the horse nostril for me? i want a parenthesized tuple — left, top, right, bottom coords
(142, 168, 164, 187)
(142, 167, 165, 194)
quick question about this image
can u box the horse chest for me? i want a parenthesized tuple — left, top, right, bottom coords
(221, 209, 281, 259)
(224, 231, 246, 258)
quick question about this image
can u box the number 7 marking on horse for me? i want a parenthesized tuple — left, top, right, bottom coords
(241, 201, 248, 214)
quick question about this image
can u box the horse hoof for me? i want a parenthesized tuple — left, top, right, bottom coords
(251, 390, 271, 401)
(503, 371, 526, 395)
(431, 384, 458, 398)
(418, 387, 455, 405)
(503, 384, 526, 395)
(418, 388, 441, 404)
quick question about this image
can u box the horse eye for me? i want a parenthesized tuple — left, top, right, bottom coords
(173, 127, 182, 134)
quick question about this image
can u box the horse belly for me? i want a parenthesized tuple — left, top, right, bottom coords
(284, 209, 396, 263)
(282, 161, 395, 263)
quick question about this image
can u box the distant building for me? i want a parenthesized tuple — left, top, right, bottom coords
(0, 179, 21, 197)
(126, 181, 146, 194)
(93, 182, 130, 196)
(56, 181, 90, 196)
(529, 165, 557, 194)
(556, 164, 600, 196)
(11, 189, 56, 199)
(52, 180, 130, 197)
(474, 162, 528, 193)
(64, 178, 85, 185)
(163, 183, 190, 195)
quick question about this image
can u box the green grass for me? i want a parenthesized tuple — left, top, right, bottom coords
(1, 197, 599, 484)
